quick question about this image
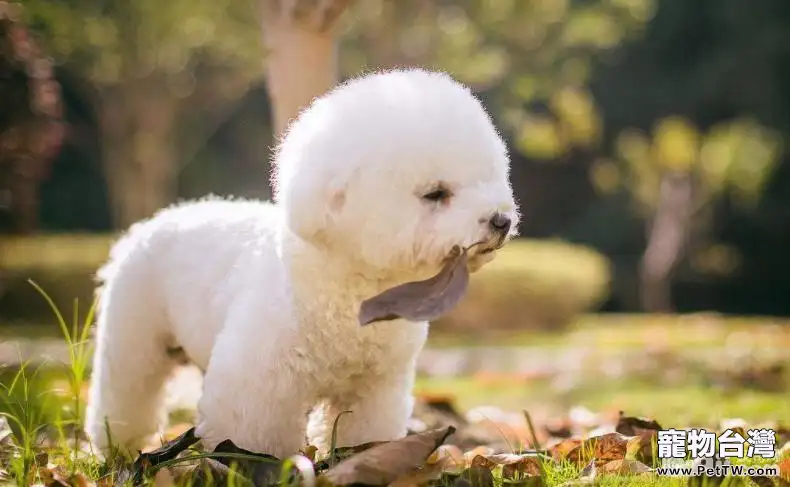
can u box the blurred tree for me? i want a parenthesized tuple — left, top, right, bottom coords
(592, 117, 783, 311)
(0, 1, 64, 234)
(587, 0, 790, 312)
(261, 0, 351, 137)
(338, 0, 655, 237)
(340, 0, 654, 155)
(23, 0, 263, 227)
(340, 0, 788, 312)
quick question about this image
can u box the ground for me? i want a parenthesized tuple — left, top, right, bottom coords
(0, 313, 788, 486)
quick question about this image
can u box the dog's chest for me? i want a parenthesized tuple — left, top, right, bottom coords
(301, 303, 428, 386)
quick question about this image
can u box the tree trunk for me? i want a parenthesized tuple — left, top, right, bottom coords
(99, 87, 178, 229)
(639, 172, 694, 312)
(5, 156, 40, 234)
(261, 0, 350, 137)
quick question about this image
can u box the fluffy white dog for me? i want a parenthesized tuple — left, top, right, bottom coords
(85, 69, 519, 458)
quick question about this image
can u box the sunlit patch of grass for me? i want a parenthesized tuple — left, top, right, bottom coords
(0, 361, 53, 484)
(415, 375, 790, 427)
(428, 313, 790, 350)
(0, 282, 102, 486)
(27, 280, 96, 469)
(1, 284, 787, 486)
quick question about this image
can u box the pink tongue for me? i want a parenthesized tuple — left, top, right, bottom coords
(358, 246, 470, 326)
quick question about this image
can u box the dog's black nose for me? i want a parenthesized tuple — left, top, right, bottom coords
(489, 213, 511, 234)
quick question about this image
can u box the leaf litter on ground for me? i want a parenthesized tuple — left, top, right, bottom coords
(6, 397, 790, 487)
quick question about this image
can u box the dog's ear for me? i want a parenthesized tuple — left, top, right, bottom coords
(281, 169, 347, 246)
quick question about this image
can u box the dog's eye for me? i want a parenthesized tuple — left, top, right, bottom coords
(422, 188, 451, 202)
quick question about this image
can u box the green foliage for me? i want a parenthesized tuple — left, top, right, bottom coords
(27, 280, 96, 470)
(341, 0, 655, 159)
(436, 239, 611, 332)
(22, 0, 262, 88)
(591, 116, 784, 213)
(0, 235, 610, 331)
(0, 361, 52, 485)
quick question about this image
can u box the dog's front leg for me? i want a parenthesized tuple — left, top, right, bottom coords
(310, 368, 416, 452)
(195, 320, 310, 458)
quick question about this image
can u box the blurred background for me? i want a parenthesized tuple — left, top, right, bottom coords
(1, 0, 789, 435)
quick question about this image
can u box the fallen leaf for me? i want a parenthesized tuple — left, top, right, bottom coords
(37, 465, 71, 487)
(126, 426, 200, 485)
(426, 444, 465, 474)
(548, 439, 582, 462)
(388, 461, 447, 487)
(359, 246, 470, 325)
(615, 413, 662, 436)
(626, 431, 657, 466)
(779, 457, 790, 481)
(152, 469, 175, 487)
(320, 426, 455, 486)
(72, 472, 97, 487)
(544, 419, 572, 439)
(469, 454, 542, 479)
(120, 427, 200, 485)
(502, 458, 543, 480)
(314, 441, 388, 470)
(565, 433, 628, 466)
(463, 446, 496, 465)
(213, 439, 282, 483)
(599, 459, 650, 475)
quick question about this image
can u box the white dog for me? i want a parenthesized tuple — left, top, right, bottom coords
(85, 69, 519, 458)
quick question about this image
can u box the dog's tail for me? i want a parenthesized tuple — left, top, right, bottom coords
(85, 232, 175, 455)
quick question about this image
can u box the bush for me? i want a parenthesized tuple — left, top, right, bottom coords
(0, 234, 611, 332)
(0, 234, 115, 325)
(433, 239, 612, 332)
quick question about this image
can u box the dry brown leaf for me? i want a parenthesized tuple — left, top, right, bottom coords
(615, 413, 662, 436)
(566, 433, 628, 466)
(501, 456, 542, 480)
(37, 465, 70, 487)
(463, 446, 496, 465)
(779, 457, 790, 482)
(426, 445, 465, 474)
(209, 438, 282, 486)
(599, 459, 650, 475)
(320, 426, 455, 486)
(548, 439, 582, 462)
(544, 419, 572, 439)
(37, 465, 94, 487)
(469, 453, 542, 479)
(152, 469, 175, 487)
(359, 246, 470, 325)
(387, 461, 447, 487)
(626, 431, 657, 466)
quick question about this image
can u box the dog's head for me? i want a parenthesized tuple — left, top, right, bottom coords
(272, 69, 518, 277)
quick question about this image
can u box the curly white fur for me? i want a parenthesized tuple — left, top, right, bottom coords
(85, 69, 519, 457)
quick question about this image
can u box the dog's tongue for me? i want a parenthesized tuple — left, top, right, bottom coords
(358, 245, 470, 326)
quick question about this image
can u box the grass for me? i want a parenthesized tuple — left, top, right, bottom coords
(0, 285, 788, 485)
(415, 376, 790, 426)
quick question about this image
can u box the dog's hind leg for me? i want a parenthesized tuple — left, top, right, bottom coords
(85, 258, 177, 455)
